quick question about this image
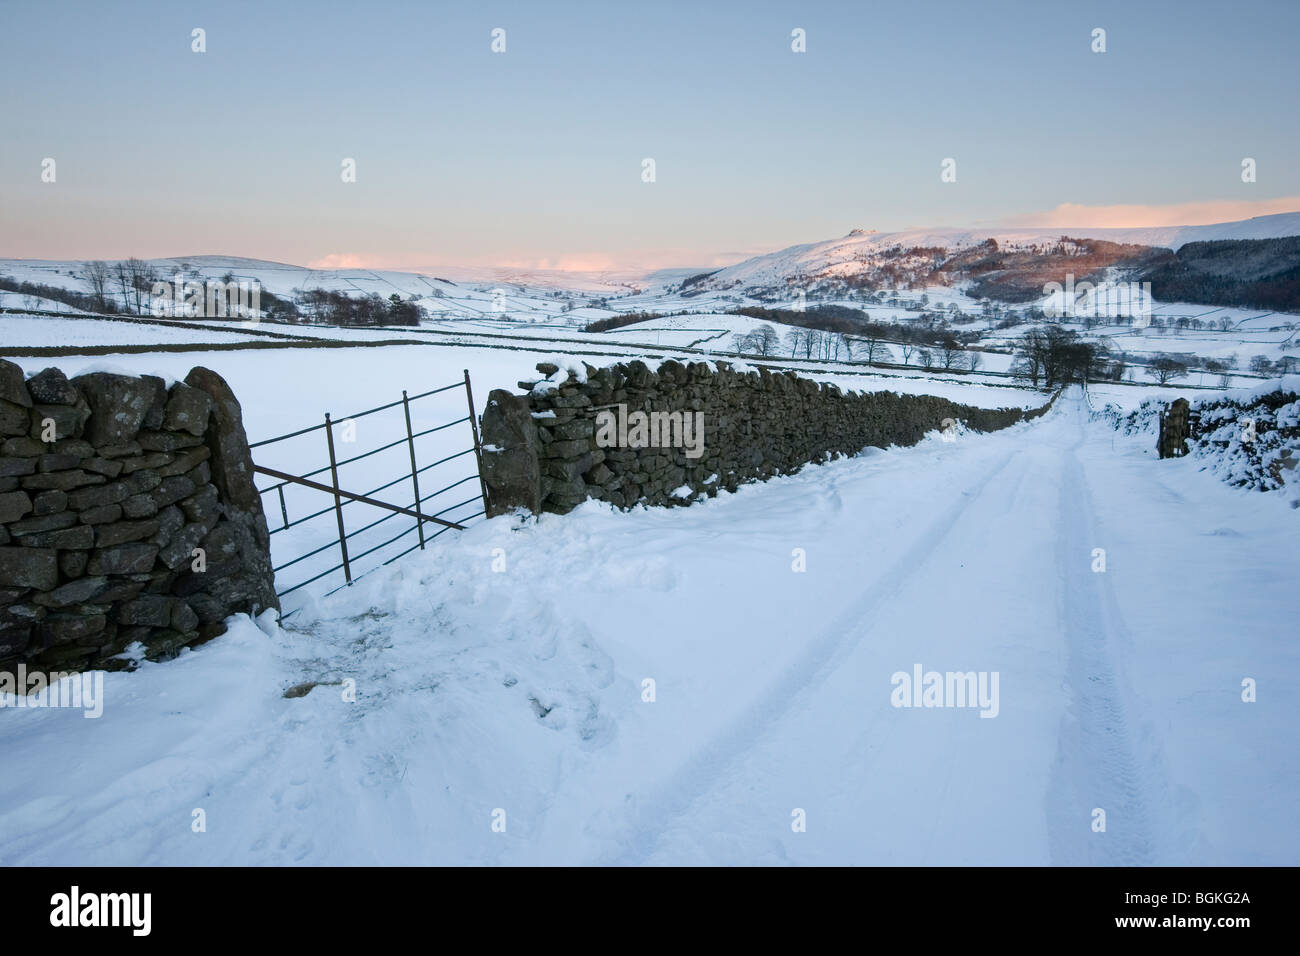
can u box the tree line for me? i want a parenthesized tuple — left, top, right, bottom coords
(295, 289, 420, 326)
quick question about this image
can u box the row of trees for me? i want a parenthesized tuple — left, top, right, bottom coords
(734, 325, 861, 363)
(730, 319, 1283, 388)
(733, 305, 873, 336)
(1011, 328, 1111, 388)
(85, 262, 299, 322)
(1248, 354, 1300, 376)
(1, 260, 158, 315)
(732, 323, 984, 372)
(783, 327, 853, 361)
(8, 259, 429, 326)
(0, 274, 122, 314)
(1006, 329, 1293, 388)
(295, 290, 420, 326)
(734, 325, 859, 363)
(83, 258, 158, 314)
(583, 311, 668, 332)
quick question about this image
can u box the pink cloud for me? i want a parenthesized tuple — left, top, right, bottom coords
(382, 247, 762, 276)
(306, 253, 375, 270)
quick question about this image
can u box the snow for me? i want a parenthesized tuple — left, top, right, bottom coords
(0, 314, 272, 348)
(0, 291, 93, 314)
(2, 391, 1295, 865)
(3, 243, 1298, 865)
(7, 243, 1297, 406)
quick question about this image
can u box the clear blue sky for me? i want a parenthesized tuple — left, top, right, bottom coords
(2, 0, 1297, 271)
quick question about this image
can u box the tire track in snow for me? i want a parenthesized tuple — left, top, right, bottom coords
(600, 444, 1023, 866)
(1048, 395, 1158, 865)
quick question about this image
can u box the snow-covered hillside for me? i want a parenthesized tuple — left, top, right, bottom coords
(693, 212, 1300, 293)
(0, 255, 637, 325)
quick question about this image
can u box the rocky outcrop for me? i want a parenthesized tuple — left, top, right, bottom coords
(0, 360, 278, 677)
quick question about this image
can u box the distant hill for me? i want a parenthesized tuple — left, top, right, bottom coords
(5, 211, 1299, 317)
(668, 212, 1300, 312)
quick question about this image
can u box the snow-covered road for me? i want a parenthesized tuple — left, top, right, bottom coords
(2, 390, 1295, 865)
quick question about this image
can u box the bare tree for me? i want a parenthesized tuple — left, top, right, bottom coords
(1011, 328, 1048, 388)
(124, 258, 156, 315)
(918, 348, 935, 369)
(859, 329, 889, 365)
(802, 329, 821, 359)
(939, 337, 964, 370)
(1150, 354, 1189, 385)
(966, 351, 982, 372)
(736, 325, 780, 357)
(85, 261, 112, 311)
(784, 328, 806, 358)
(114, 261, 132, 312)
(901, 342, 916, 365)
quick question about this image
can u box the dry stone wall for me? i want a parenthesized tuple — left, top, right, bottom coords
(481, 359, 1056, 515)
(0, 359, 278, 677)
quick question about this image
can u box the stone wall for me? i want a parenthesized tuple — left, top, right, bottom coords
(480, 359, 1056, 515)
(0, 360, 278, 676)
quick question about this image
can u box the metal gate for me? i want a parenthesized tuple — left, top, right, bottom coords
(250, 370, 488, 600)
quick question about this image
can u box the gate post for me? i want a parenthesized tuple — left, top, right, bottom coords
(324, 412, 353, 584)
(1157, 397, 1191, 459)
(464, 369, 490, 515)
(402, 390, 427, 550)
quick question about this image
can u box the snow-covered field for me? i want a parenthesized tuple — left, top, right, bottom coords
(6, 248, 1297, 399)
(2, 391, 1295, 865)
(0, 313, 281, 348)
(2, 250, 1297, 866)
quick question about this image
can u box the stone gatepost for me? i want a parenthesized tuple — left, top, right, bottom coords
(478, 389, 541, 517)
(1157, 397, 1191, 459)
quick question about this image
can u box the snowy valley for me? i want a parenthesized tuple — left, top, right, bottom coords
(1, 231, 1297, 866)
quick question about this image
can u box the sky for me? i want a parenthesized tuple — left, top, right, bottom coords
(2, 0, 1298, 273)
